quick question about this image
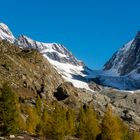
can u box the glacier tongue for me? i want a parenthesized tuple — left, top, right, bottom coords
(0, 23, 15, 43)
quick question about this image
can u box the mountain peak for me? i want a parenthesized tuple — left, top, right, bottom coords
(103, 30, 140, 76)
(100, 31, 140, 89)
(133, 31, 140, 45)
(18, 34, 84, 66)
(136, 31, 140, 37)
(0, 23, 15, 43)
(0, 23, 9, 29)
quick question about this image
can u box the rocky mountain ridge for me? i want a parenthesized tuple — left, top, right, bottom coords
(104, 31, 140, 76)
(91, 31, 140, 90)
(0, 23, 93, 91)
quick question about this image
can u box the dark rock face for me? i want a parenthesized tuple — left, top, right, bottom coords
(104, 31, 140, 76)
(119, 32, 140, 75)
(104, 52, 118, 71)
(54, 82, 72, 101)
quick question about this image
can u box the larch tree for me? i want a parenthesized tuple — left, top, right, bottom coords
(0, 83, 19, 135)
(101, 106, 122, 140)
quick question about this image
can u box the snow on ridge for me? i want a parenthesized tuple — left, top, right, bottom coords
(0, 23, 15, 43)
(120, 39, 134, 52)
(43, 55, 93, 91)
(0, 23, 13, 33)
(18, 35, 93, 91)
(103, 39, 134, 77)
(18, 35, 76, 61)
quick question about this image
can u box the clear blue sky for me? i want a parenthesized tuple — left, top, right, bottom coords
(0, 0, 140, 69)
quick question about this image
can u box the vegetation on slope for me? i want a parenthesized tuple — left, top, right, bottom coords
(0, 84, 140, 140)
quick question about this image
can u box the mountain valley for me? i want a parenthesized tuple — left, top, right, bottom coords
(0, 23, 140, 139)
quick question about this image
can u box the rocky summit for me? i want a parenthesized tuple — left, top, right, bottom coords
(104, 31, 140, 76)
(90, 31, 140, 90)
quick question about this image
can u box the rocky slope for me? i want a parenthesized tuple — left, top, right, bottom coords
(99, 88, 140, 128)
(0, 40, 64, 100)
(0, 40, 104, 115)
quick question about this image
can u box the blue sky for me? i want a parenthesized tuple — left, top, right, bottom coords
(0, 0, 140, 69)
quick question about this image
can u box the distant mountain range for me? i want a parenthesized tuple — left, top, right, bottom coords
(0, 22, 140, 90)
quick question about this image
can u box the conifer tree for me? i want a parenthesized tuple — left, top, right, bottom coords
(83, 106, 100, 140)
(132, 131, 140, 140)
(100, 106, 121, 140)
(76, 105, 100, 140)
(26, 106, 40, 133)
(45, 104, 67, 140)
(35, 95, 42, 115)
(117, 118, 130, 140)
(76, 106, 86, 138)
(66, 108, 75, 136)
(0, 83, 19, 135)
(36, 108, 49, 137)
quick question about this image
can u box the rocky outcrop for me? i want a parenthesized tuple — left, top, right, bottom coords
(54, 82, 72, 101)
(99, 88, 140, 129)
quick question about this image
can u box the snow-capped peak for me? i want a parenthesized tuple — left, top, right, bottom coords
(0, 23, 15, 43)
(95, 31, 140, 90)
(104, 39, 134, 76)
(0, 22, 94, 91)
(18, 35, 84, 66)
(17, 34, 93, 91)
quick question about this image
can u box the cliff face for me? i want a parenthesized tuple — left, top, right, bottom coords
(104, 32, 140, 76)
